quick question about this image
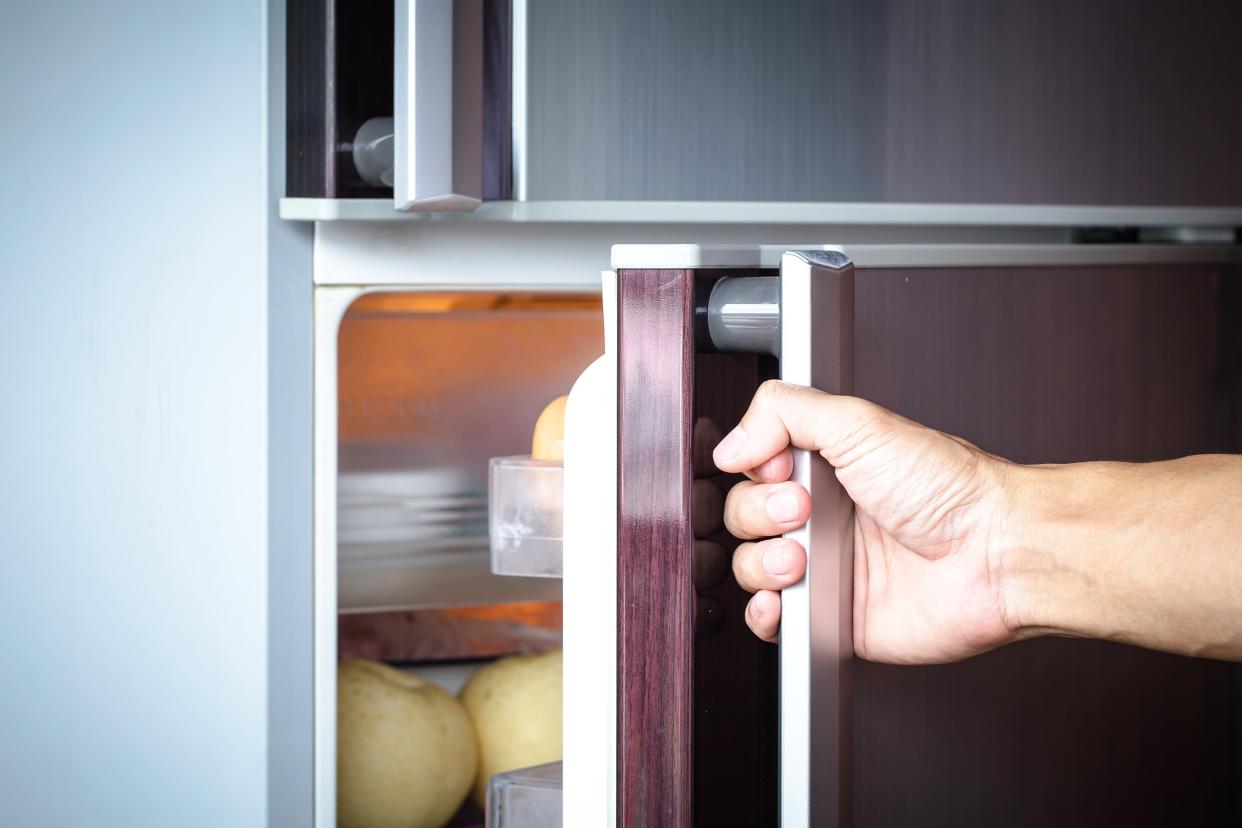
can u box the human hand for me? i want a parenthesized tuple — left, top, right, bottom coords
(712, 380, 1023, 664)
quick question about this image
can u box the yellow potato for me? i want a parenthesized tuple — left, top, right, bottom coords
(530, 396, 568, 461)
(337, 660, 477, 828)
(459, 650, 563, 807)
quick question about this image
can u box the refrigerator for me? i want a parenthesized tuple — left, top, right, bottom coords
(282, 0, 1242, 826)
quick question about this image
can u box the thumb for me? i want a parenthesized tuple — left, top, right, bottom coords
(712, 380, 885, 473)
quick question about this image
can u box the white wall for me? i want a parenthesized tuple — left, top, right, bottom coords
(0, 1, 308, 824)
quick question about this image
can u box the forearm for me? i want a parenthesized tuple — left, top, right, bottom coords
(1003, 455, 1242, 660)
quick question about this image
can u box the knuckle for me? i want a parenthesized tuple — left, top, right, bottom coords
(756, 378, 783, 396)
(845, 395, 890, 430)
(752, 449, 792, 483)
(731, 542, 758, 590)
(742, 490, 776, 534)
(722, 481, 757, 537)
(825, 396, 893, 462)
(755, 379, 790, 405)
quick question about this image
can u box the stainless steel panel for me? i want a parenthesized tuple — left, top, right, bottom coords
(524, 0, 1242, 205)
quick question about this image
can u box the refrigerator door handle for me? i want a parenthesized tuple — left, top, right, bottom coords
(705, 252, 856, 827)
(778, 251, 855, 828)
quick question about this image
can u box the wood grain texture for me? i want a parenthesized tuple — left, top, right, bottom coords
(850, 263, 1238, 826)
(617, 269, 696, 827)
(618, 271, 780, 827)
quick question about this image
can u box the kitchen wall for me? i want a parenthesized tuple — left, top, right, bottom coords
(0, 1, 310, 825)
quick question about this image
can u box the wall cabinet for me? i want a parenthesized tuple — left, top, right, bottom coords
(288, 0, 1242, 207)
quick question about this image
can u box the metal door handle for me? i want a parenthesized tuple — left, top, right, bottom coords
(393, 0, 482, 211)
(707, 252, 856, 827)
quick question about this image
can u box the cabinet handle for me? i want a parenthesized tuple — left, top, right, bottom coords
(393, 0, 482, 211)
(352, 116, 396, 188)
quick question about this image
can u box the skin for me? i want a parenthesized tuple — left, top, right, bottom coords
(713, 380, 1242, 664)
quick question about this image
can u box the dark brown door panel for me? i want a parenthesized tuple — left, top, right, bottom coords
(615, 258, 1239, 827)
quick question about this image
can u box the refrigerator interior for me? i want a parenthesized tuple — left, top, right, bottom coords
(333, 290, 601, 825)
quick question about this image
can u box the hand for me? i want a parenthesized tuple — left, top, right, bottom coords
(712, 380, 1023, 664)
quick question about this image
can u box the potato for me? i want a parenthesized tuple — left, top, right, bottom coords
(337, 659, 477, 828)
(459, 650, 563, 807)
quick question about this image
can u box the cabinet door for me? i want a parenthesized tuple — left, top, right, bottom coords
(610, 246, 1240, 828)
(525, 0, 1242, 204)
(286, 0, 509, 202)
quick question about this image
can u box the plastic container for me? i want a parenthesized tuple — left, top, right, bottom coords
(486, 761, 563, 828)
(488, 456, 564, 577)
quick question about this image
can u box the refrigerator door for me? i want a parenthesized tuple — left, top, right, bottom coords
(604, 243, 1240, 828)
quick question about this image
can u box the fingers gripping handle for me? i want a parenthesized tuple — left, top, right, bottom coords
(697, 252, 856, 826)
